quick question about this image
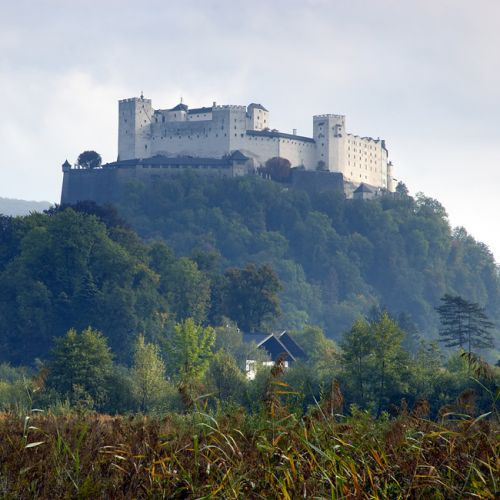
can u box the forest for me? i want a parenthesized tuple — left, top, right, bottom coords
(114, 173, 500, 345)
(0, 177, 498, 497)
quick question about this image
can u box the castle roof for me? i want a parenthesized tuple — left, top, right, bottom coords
(227, 150, 249, 161)
(170, 103, 188, 112)
(354, 183, 373, 193)
(103, 152, 249, 169)
(248, 103, 268, 112)
(247, 129, 315, 144)
(188, 106, 213, 114)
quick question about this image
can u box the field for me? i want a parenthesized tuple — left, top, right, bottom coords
(0, 405, 498, 499)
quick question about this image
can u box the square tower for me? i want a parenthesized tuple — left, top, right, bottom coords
(313, 114, 346, 173)
(118, 96, 153, 161)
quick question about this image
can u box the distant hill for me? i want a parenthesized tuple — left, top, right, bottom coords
(0, 197, 52, 216)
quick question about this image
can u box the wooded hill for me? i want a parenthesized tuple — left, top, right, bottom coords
(113, 174, 499, 344)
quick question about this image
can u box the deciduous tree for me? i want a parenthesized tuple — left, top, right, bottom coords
(46, 327, 113, 407)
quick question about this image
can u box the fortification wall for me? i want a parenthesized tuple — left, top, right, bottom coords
(290, 169, 344, 194)
(61, 165, 239, 205)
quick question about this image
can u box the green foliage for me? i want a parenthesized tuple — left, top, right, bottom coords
(165, 318, 215, 381)
(340, 313, 410, 413)
(290, 325, 337, 370)
(206, 350, 247, 402)
(0, 209, 172, 363)
(46, 327, 114, 408)
(261, 156, 291, 182)
(131, 335, 170, 413)
(76, 150, 101, 169)
(436, 294, 495, 354)
(114, 174, 500, 344)
(221, 263, 282, 332)
(213, 321, 268, 368)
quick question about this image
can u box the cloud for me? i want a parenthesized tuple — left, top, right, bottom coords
(0, 0, 499, 259)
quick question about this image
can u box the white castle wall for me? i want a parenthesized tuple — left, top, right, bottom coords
(343, 134, 388, 188)
(118, 96, 394, 191)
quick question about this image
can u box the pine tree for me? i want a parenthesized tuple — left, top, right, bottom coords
(436, 294, 495, 370)
(436, 294, 469, 348)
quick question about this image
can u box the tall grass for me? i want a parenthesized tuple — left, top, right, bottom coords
(0, 395, 498, 498)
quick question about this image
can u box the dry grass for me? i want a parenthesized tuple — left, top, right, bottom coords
(0, 404, 498, 499)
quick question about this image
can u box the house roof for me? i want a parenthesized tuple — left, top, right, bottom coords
(354, 183, 373, 193)
(243, 330, 307, 362)
(277, 331, 307, 360)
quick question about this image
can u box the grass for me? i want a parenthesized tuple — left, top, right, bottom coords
(0, 403, 498, 499)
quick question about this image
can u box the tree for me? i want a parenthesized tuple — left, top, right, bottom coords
(46, 327, 114, 407)
(263, 157, 291, 182)
(436, 294, 469, 349)
(436, 295, 495, 356)
(213, 320, 268, 368)
(221, 264, 282, 332)
(131, 335, 169, 412)
(166, 318, 215, 380)
(206, 350, 246, 402)
(395, 181, 409, 197)
(291, 325, 337, 372)
(370, 313, 408, 415)
(340, 314, 409, 414)
(340, 319, 374, 404)
(77, 150, 102, 169)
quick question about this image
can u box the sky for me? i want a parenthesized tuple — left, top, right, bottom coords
(0, 0, 499, 261)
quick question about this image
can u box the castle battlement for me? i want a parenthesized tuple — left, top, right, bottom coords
(117, 95, 394, 191)
(313, 114, 345, 119)
(213, 104, 247, 110)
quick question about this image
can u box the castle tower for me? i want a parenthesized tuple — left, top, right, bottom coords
(246, 103, 269, 131)
(386, 161, 394, 191)
(118, 95, 152, 161)
(313, 114, 346, 173)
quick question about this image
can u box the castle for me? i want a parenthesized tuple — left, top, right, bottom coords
(60, 95, 395, 205)
(118, 95, 394, 191)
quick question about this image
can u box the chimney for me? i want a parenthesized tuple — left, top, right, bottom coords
(213, 101, 217, 107)
(292, 128, 297, 135)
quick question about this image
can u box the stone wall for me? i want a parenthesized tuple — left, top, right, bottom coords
(61, 163, 244, 205)
(289, 169, 344, 194)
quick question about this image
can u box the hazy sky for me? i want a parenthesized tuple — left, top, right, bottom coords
(1, 0, 499, 261)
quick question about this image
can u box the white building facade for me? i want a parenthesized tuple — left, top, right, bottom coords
(118, 96, 394, 191)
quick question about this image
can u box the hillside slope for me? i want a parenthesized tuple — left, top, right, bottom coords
(113, 174, 499, 341)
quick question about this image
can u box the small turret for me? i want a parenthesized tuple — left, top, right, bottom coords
(61, 159, 71, 172)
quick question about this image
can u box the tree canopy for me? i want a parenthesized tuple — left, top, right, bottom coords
(112, 174, 499, 344)
(77, 150, 102, 169)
